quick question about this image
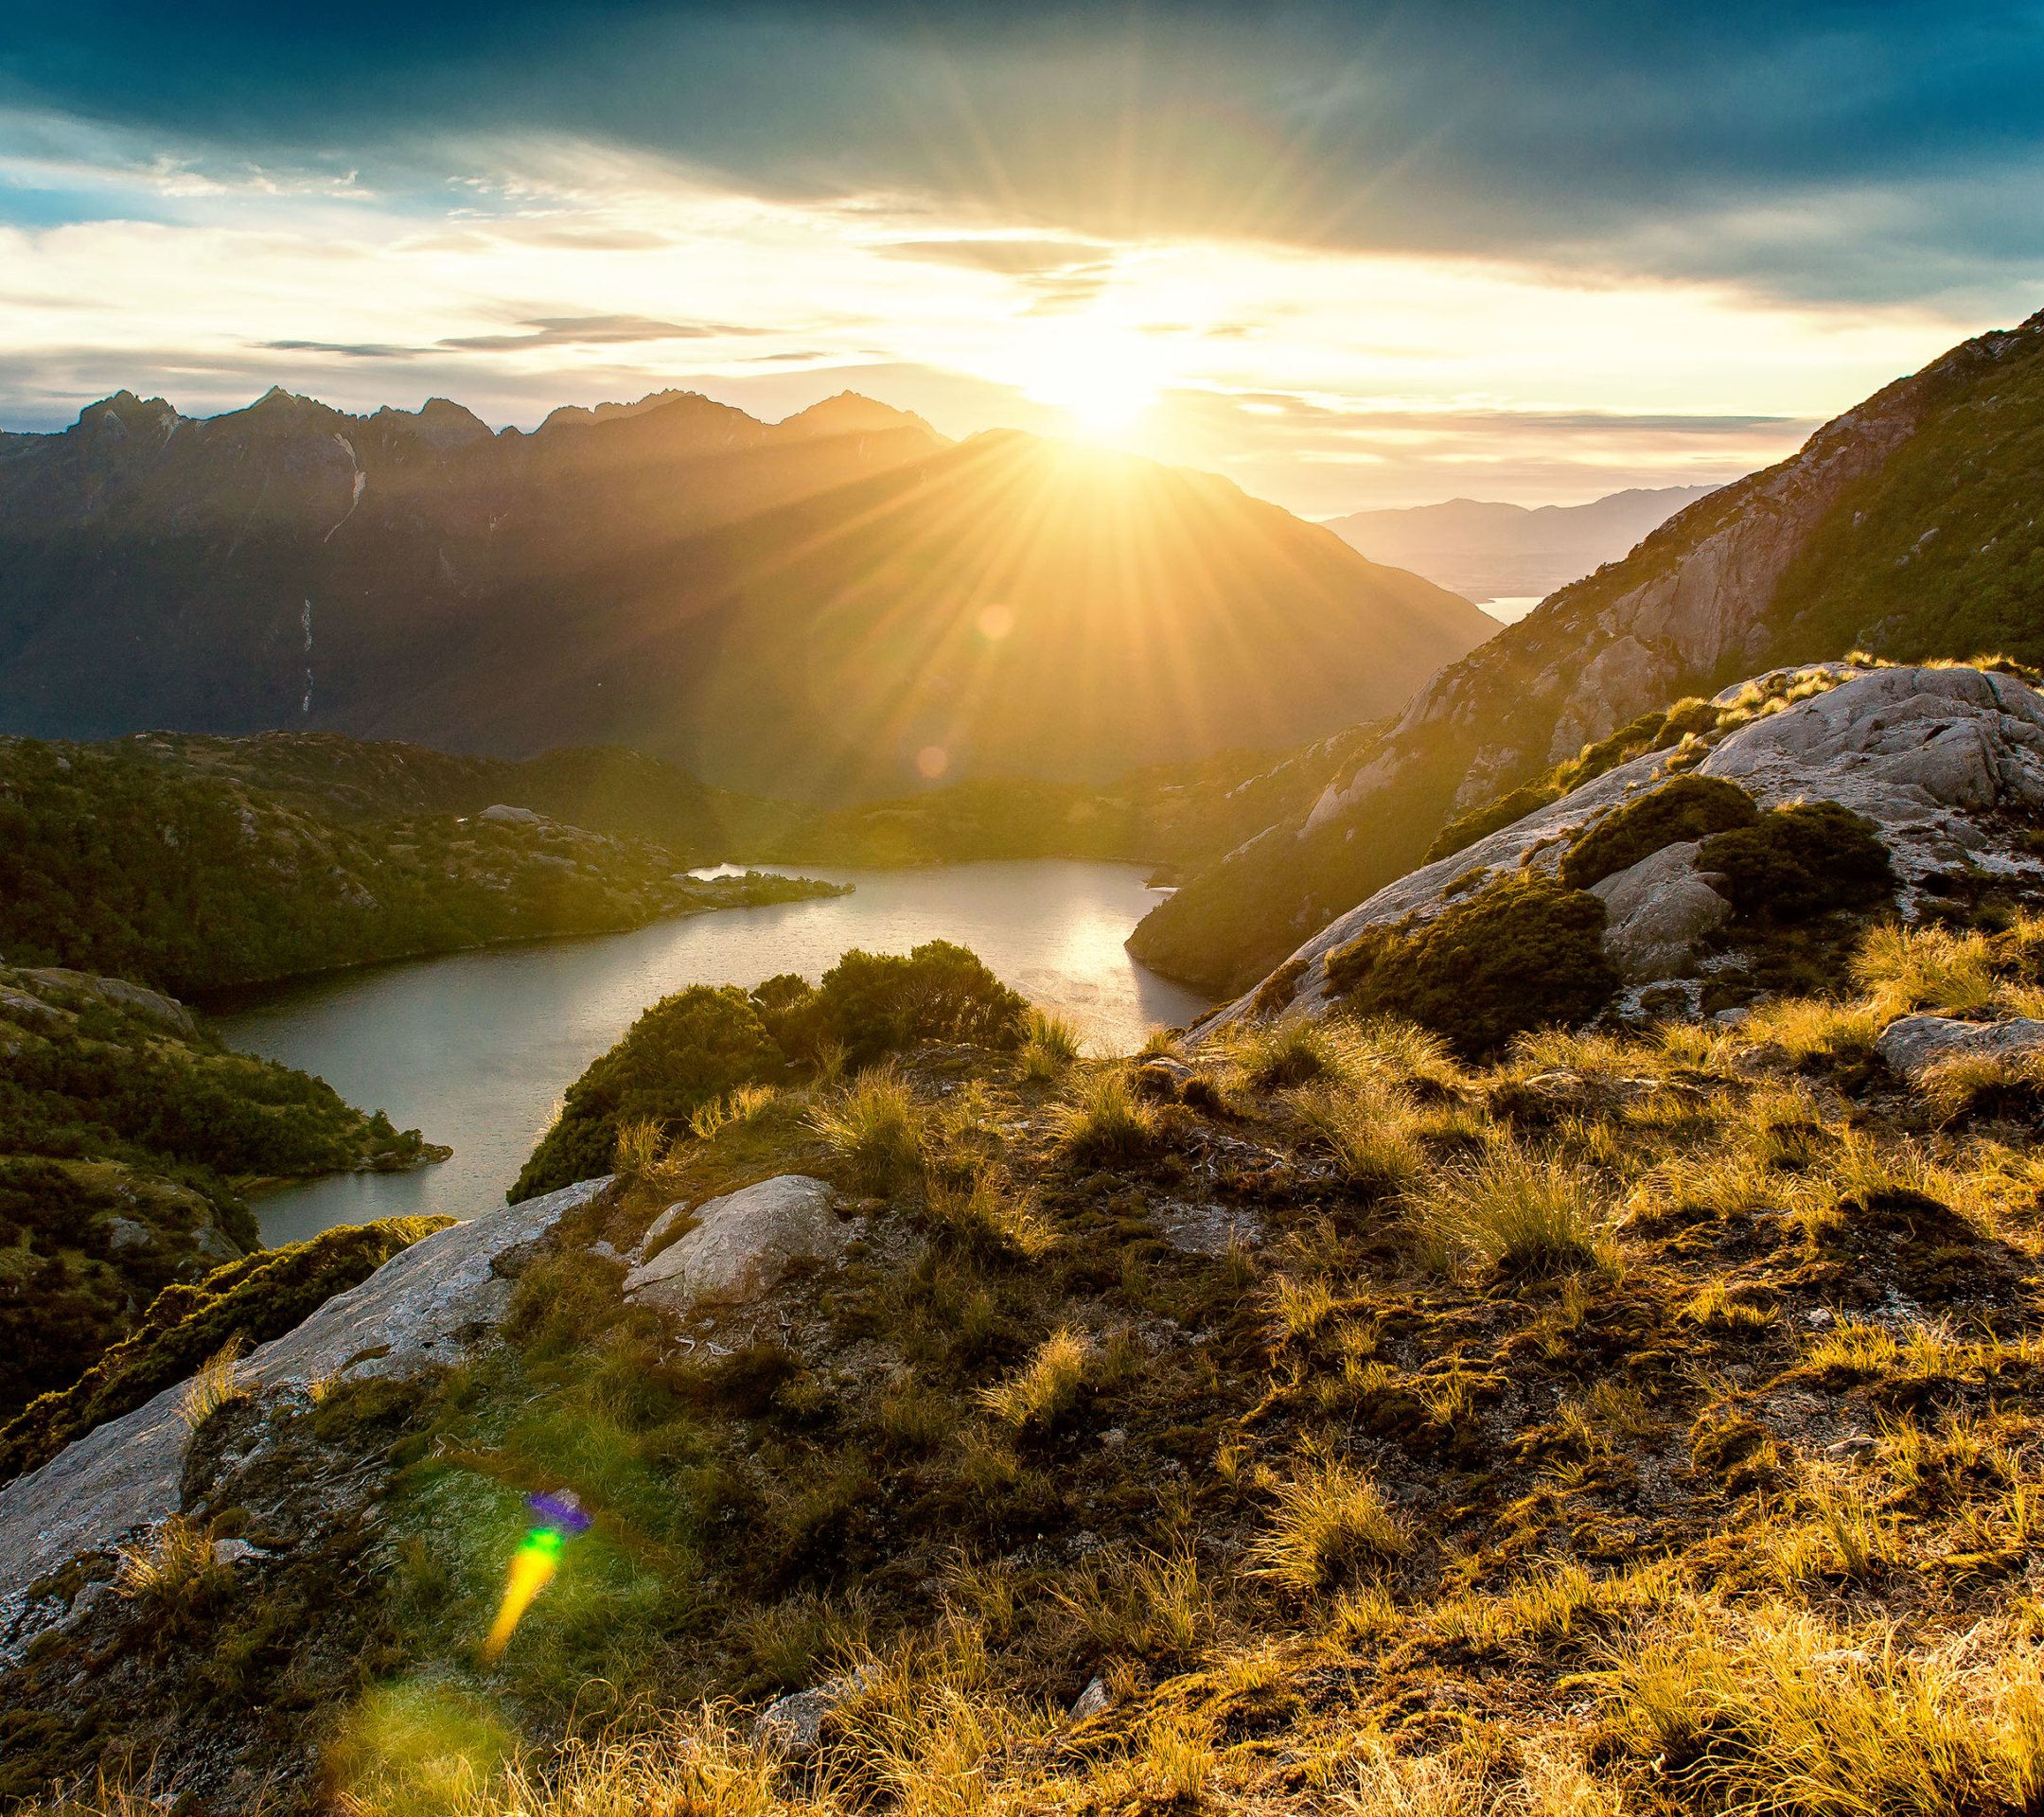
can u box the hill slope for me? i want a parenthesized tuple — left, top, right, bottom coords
(1132, 307, 2044, 996)
(0, 390, 1491, 802)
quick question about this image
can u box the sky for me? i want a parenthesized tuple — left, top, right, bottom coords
(1, 2, 2040, 515)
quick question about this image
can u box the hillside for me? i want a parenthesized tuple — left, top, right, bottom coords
(10, 874, 2044, 1811)
(0, 390, 1492, 803)
(1132, 307, 2044, 997)
(0, 731, 842, 999)
(0, 961, 446, 1432)
(1325, 485, 1718, 610)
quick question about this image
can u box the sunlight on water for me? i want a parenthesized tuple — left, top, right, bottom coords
(217, 861, 1206, 1246)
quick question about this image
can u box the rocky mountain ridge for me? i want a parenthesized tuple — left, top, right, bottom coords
(1131, 307, 2044, 996)
(0, 385, 1491, 803)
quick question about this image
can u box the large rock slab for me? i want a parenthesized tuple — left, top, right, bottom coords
(1591, 840, 1730, 982)
(624, 1174, 848, 1314)
(17, 967, 200, 1038)
(0, 1175, 610, 1620)
(1876, 1015, 2044, 1081)
(1207, 665, 2044, 1034)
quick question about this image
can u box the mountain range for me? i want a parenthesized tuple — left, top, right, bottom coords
(1324, 485, 1719, 613)
(1131, 306, 2044, 996)
(0, 387, 1492, 803)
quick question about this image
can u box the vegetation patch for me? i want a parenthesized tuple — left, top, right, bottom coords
(1324, 874, 1619, 1061)
(1700, 801, 1896, 922)
(1559, 774, 1759, 890)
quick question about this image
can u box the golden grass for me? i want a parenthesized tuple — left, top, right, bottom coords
(807, 1064, 925, 1191)
(1291, 1083, 1424, 1200)
(976, 1329, 1087, 1433)
(1252, 1456, 1405, 1596)
(690, 1083, 782, 1141)
(1407, 1149, 1614, 1277)
(181, 1334, 249, 1429)
(1048, 1067, 1158, 1163)
(1228, 1017, 1361, 1091)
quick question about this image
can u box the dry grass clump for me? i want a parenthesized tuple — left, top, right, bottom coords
(1852, 920, 2001, 1016)
(807, 1064, 925, 1191)
(1922, 1050, 2044, 1122)
(977, 1328, 1088, 1434)
(1228, 1017, 1360, 1091)
(1741, 997, 1882, 1065)
(1252, 1456, 1405, 1595)
(612, 1115, 671, 1185)
(1018, 1006, 1084, 1081)
(922, 1175, 1052, 1267)
(115, 1513, 234, 1627)
(1048, 1067, 1159, 1163)
(1407, 1150, 1614, 1277)
(689, 1082, 782, 1141)
(1055, 1547, 1213, 1663)
(181, 1334, 250, 1429)
(1599, 1607, 2044, 1816)
(1291, 1084, 1425, 1200)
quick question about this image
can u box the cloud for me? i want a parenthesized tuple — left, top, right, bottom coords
(436, 314, 768, 351)
(879, 238, 1113, 275)
(1, 4, 2041, 304)
(264, 339, 420, 359)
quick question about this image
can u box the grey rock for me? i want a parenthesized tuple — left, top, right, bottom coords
(212, 1537, 266, 1566)
(624, 1175, 846, 1314)
(478, 803, 544, 825)
(1134, 1057, 1195, 1100)
(1592, 840, 1730, 981)
(631, 1199, 695, 1263)
(0, 1174, 610, 1618)
(102, 1217, 155, 1253)
(1875, 1014, 2044, 1082)
(1070, 1677, 1111, 1720)
(1154, 1199, 1265, 1256)
(17, 967, 199, 1038)
(753, 1662, 881, 1756)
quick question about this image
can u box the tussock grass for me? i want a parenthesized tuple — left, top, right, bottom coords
(921, 1175, 1051, 1267)
(181, 1334, 249, 1429)
(1018, 1007, 1083, 1081)
(115, 1514, 234, 1631)
(1291, 1083, 1424, 1200)
(1253, 1456, 1405, 1595)
(1054, 1547, 1212, 1663)
(1922, 1050, 2044, 1122)
(1408, 1150, 1613, 1277)
(689, 1083, 781, 1141)
(807, 1064, 925, 1191)
(977, 1329, 1087, 1434)
(1743, 996, 1882, 1064)
(1600, 1608, 2044, 1816)
(1048, 1068, 1158, 1163)
(1228, 1017, 1359, 1091)
(1853, 920, 2000, 1016)
(613, 1115, 671, 1184)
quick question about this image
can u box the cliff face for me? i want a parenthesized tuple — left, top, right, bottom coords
(0, 389, 1492, 803)
(1131, 309, 2044, 997)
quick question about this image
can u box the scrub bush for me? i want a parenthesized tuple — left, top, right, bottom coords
(1559, 775, 1759, 890)
(1324, 875, 1618, 1061)
(1700, 801, 1895, 922)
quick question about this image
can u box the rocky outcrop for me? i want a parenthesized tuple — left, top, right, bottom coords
(0, 1175, 610, 1632)
(752, 1663, 882, 1757)
(1131, 309, 2044, 998)
(1876, 1015, 2044, 1081)
(623, 1175, 850, 1314)
(1207, 665, 2044, 1032)
(18, 967, 199, 1038)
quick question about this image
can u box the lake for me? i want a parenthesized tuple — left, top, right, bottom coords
(215, 861, 1208, 1247)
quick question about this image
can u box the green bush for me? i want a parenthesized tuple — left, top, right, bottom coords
(1559, 776, 1759, 890)
(1700, 802, 1895, 922)
(0, 1214, 449, 1482)
(1324, 875, 1618, 1062)
(812, 941, 1030, 1066)
(511, 985, 783, 1201)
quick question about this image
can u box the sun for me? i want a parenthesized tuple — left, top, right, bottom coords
(1015, 322, 1165, 439)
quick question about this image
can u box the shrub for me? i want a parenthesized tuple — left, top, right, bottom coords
(1049, 1069, 1159, 1164)
(1559, 775, 1759, 890)
(806, 1064, 925, 1191)
(1700, 801, 1895, 922)
(1324, 875, 1619, 1062)
(512, 985, 782, 1200)
(978, 1329, 1088, 1434)
(1252, 1457, 1405, 1595)
(813, 941, 1031, 1067)
(1409, 1150, 1612, 1277)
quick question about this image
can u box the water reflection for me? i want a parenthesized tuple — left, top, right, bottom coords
(216, 861, 1207, 1245)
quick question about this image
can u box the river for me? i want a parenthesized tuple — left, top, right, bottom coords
(214, 861, 1207, 1247)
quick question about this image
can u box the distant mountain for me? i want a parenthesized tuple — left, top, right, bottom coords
(1130, 307, 2044, 997)
(0, 388, 1493, 803)
(1323, 485, 1719, 612)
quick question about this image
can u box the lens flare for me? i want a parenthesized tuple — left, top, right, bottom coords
(480, 1490, 590, 1665)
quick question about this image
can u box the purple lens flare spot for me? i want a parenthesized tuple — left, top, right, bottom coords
(528, 1490, 592, 1535)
